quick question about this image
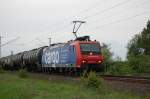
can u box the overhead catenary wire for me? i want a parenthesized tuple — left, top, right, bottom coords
(35, 0, 149, 45)
(36, 38, 47, 46)
(40, 0, 134, 37)
(37, 0, 131, 35)
(1, 37, 20, 47)
(40, 0, 107, 30)
(51, 0, 147, 37)
(53, 0, 131, 26)
(85, 10, 150, 31)
(34, 0, 135, 39)
(81, 0, 131, 19)
(2, 0, 110, 56)
(84, 0, 150, 26)
(6, 0, 149, 55)
(25, 0, 149, 42)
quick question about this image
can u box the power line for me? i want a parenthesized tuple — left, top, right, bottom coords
(87, 10, 150, 31)
(0, 36, 20, 57)
(47, 0, 145, 39)
(87, 0, 150, 26)
(75, 0, 107, 14)
(10, 0, 148, 49)
(41, 0, 132, 36)
(38, 0, 108, 33)
(36, 38, 47, 46)
(35, 0, 133, 40)
(83, 0, 131, 19)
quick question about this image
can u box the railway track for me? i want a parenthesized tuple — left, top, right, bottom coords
(31, 72, 150, 85)
(99, 75, 150, 84)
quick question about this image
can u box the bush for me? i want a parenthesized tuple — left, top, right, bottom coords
(18, 69, 28, 78)
(81, 71, 103, 88)
(128, 55, 150, 73)
(106, 61, 134, 75)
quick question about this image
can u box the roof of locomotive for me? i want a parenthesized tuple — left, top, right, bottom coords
(47, 39, 100, 49)
(68, 36, 100, 44)
(48, 43, 69, 49)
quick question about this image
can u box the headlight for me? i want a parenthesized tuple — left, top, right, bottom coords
(82, 60, 86, 63)
(98, 61, 102, 63)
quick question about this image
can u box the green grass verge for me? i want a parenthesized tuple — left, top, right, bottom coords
(0, 72, 149, 99)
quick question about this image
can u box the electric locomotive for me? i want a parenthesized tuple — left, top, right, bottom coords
(41, 36, 103, 73)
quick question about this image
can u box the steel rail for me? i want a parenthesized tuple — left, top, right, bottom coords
(98, 75, 150, 84)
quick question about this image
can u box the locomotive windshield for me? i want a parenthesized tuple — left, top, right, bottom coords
(80, 43, 101, 55)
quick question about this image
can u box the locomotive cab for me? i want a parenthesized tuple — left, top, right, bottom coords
(73, 36, 103, 71)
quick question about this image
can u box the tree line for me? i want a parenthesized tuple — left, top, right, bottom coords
(102, 20, 150, 75)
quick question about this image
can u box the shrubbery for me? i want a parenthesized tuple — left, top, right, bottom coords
(106, 61, 134, 75)
(81, 71, 103, 88)
(128, 55, 150, 73)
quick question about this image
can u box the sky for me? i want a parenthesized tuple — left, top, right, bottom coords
(0, 0, 150, 60)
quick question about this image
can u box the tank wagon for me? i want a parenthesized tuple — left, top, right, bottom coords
(0, 36, 103, 73)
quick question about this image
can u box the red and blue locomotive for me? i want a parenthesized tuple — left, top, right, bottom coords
(42, 36, 103, 73)
(0, 36, 103, 73)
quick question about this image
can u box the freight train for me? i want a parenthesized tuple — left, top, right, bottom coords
(0, 36, 103, 74)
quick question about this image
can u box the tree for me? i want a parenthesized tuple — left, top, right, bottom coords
(127, 34, 141, 56)
(139, 21, 150, 55)
(127, 20, 150, 56)
(101, 43, 113, 72)
(127, 20, 150, 73)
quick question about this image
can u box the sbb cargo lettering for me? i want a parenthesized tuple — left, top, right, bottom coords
(43, 50, 59, 64)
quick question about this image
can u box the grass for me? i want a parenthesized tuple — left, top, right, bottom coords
(17, 69, 28, 78)
(0, 68, 5, 73)
(0, 72, 149, 99)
